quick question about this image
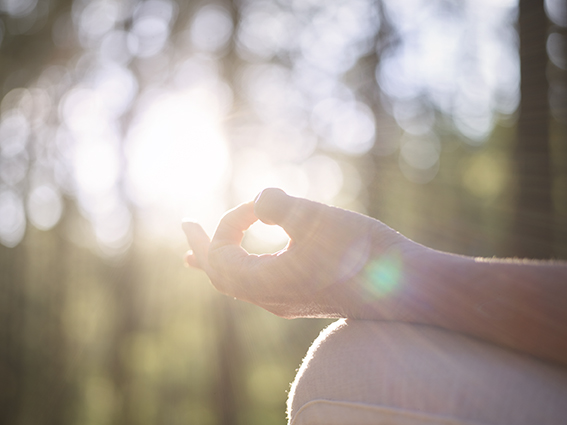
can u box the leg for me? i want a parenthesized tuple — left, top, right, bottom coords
(288, 320, 567, 425)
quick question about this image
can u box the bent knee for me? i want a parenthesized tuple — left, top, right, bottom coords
(288, 320, 567, 425)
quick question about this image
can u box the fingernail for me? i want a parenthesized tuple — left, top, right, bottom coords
(254, 188, 289, 225)
(254, 190, 264, 203)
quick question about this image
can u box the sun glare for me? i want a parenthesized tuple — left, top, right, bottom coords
(126, 88, 230, 237)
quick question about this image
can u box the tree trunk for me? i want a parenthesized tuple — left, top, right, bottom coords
(210, 1, 245, 423)
(513, 0, 554, 258)
(0, 243, 25, 425)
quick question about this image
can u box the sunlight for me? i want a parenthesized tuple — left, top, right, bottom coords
(245, 220, 290, 254)
(380, 0, 519, 145)
(126, 88, 230, 237)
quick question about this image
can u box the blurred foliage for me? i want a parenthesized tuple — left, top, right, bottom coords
(0, 0, 566, 424)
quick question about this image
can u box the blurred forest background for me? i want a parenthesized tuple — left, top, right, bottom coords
(0, 0, 566, 424)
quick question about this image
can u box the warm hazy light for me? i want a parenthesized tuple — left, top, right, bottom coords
(245, 220, 290, 253)
(0, 0, 522, 253)
(1, 0, 562, 422)
(126, 88, 230, 237)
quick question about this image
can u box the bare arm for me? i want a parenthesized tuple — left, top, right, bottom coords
(183, 188, 567, 366)
(402, 249, 567, 366)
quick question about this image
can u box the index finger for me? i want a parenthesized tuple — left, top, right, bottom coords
(254, 188, 325, 241)
(208, 201, 258, 274)
(211, 201, 258, 248)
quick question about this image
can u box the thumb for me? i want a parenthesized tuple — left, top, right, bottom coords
(253, 188, 324, 240)
(182, 221, 211, 270)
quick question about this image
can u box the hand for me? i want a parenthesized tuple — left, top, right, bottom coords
(182, 188, 415, 319)
(183, 188, 567, 365)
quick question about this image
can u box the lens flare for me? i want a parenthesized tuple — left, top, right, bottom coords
(363, 252, 402, 297)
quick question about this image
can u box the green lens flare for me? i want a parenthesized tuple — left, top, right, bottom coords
(364, 253, 402, 297)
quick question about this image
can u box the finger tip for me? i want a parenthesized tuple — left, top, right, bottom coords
(254, 187, 287, 203)
(182, 218, 197, 227)
(182, 220, 204, 238)
(254, 188, 290, 224)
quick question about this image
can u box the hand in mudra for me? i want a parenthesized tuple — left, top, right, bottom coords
(183, 188, 413, 319)
(183, 188, 567, 365)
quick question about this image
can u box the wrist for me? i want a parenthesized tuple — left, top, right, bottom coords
(386, 244, 467, 325)
(395, 244, 443, 324)
(351, 228, 439, 322)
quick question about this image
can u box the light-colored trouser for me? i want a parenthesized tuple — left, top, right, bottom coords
(287, 320, 567, 425)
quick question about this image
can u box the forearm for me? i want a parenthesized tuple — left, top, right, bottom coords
(392, 248, 567, 366)
(185, 189, 567, 366)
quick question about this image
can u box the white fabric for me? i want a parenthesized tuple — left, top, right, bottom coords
(291, 400, 483, 425)
(288, 320, 567, 425)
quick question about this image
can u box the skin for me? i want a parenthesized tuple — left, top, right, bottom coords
(183, 188, 567, 367)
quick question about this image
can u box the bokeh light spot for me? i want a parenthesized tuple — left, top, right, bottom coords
(0, 111, 30, 158)
(76, 0, 120, 46)
(547, 32, 566, 70)
(0, 0, 37, 17)
(190, 4, 233, 53)
(311, 98, 375, 155)
(0, 188, 26, 248)
(236, 3, 292, 60)
(128, 0, 176, 58)
(400, 133, 440, 170)
(0, 154, 28, 185)
(128, 16, 169, 57)
(27, 184, 63, 231)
